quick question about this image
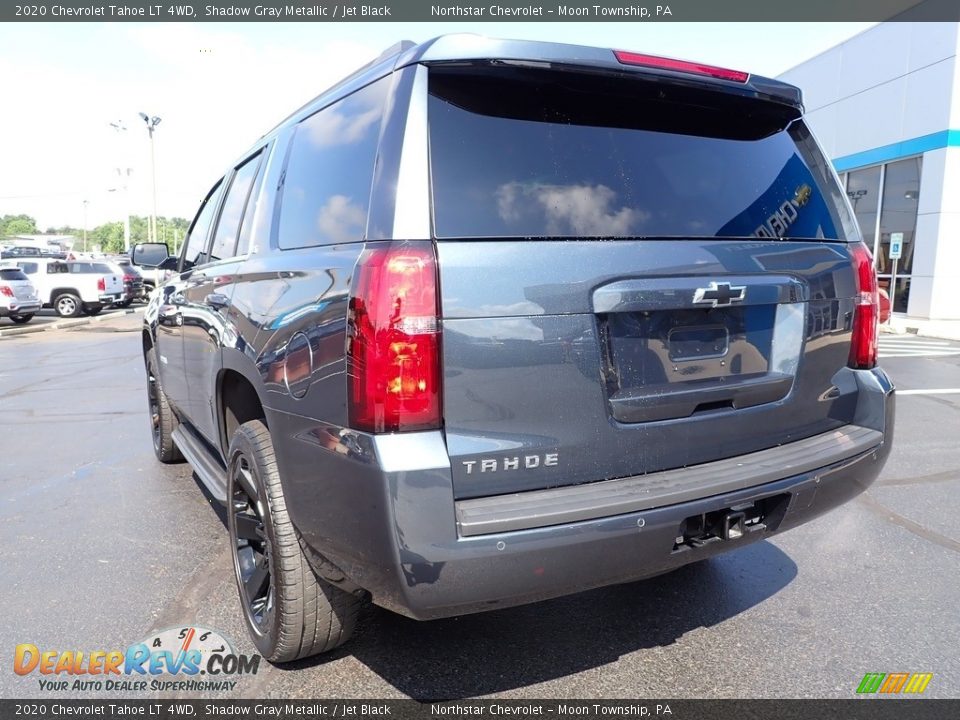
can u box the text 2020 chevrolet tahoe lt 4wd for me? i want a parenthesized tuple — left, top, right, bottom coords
(136, 35, 894, 663)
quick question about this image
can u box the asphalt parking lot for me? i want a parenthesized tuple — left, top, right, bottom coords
(0, 304, 139, 332)
(1, 316, 958, 700)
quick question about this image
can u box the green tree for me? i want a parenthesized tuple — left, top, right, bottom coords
(1, 214, 38, 237)
(89, 222, 126, 254)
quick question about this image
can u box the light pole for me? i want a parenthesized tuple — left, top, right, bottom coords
(139, 112, 162, 244)
(109, 121, 133, 253)
(82, 199, 89, 253)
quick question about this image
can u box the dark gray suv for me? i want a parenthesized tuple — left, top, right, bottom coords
(136, 35, 895, 663)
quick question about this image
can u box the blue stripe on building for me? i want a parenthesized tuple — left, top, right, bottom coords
(832, 130, 960, 172)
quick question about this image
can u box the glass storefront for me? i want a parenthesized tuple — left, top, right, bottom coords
(841, 156, 921, 314)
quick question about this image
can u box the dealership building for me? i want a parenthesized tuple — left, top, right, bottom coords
(780, 21, 960, 319)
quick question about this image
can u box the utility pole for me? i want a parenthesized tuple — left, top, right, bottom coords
(109, 121, 133, 252)
(139, 113, 162, 244)
(82, 199, 89, 252)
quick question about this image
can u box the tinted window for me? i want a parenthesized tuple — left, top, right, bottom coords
(18, 262, 38, 274)
(46, 262, 68, 274)
(132, 244, 169, 268)
(210, 152, 263, 262)
(429, 68, 852, 241)
(68, 262, 112, 273)
(277, 77, 387, 249)
(181, 181, 224, 271)
(0, 268, 28, 281)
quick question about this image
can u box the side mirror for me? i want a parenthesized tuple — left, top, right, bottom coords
(131, 242, 171, 268)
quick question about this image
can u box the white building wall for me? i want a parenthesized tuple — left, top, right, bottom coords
(780, 22, 960, 319)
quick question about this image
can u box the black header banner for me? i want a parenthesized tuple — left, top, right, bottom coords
(4, 0, 960, 22)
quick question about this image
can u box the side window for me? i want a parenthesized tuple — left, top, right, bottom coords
(209, 151, 263, 262)
(20, 262, 37, 274)
(277, 77, 388, 249)
(181, 180, 224, 272)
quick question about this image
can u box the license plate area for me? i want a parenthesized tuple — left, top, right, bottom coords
(599, 304, 796, 423)
(603, 305, 774, 389)
(667, 325, 729, 362)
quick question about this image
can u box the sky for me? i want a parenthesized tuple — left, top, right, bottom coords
(0, 21, 876, 232)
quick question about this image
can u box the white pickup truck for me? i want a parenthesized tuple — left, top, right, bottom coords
(14, 258, 123, 317)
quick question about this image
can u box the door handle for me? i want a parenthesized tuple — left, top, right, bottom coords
(204, 292, 229, 309)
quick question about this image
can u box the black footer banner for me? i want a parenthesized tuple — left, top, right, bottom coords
(1, 700, 957, 720)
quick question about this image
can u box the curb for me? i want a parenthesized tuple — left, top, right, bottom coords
(0, 306, 145, 339)
(879, 325, 910, 336)
(881, 318, 960, 343)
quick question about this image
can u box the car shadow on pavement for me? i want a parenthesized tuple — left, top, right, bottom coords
(279, 540, 797, 699)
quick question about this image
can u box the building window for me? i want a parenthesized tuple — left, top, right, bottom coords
(878, 157, 921, 314)
(846, 165, 881, 253)
(845, 156, 921, 315)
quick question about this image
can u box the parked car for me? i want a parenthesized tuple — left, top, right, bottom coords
(0, 264, 41, 324)
(0, 246, 44, 259)
(15, 258, 123, 317)
(136, 35, 895, 664)
(108, 261, 146, 307)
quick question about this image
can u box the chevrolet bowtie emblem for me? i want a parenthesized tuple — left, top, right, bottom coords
(693, 281, 746, 308)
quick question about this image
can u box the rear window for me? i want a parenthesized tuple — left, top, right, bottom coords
(428, 67, 855, 241)
(0, 268, 28, 281)
(69, 262, 113, 274)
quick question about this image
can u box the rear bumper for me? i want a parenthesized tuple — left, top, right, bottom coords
(0, 300, 41, 316)
(275, 367, 894, 621)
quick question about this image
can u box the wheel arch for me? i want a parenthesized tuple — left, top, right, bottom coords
(218, 352, 269, 462)
(50, 286, 81, 300)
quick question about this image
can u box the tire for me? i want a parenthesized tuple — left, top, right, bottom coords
(227, 419, 359, 662)
(53, 293, 82, 318)
(82, 304, 103, 316)
(145, 348, 183, 463)
(9, 314, 34, 324)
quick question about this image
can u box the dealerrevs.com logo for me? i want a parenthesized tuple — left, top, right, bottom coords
(14, 626, 260, 693)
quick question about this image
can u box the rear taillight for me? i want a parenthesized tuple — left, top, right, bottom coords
(97, 277, 106, 292)
(0, 285, 13, 298)
(613, 50, 749, 83)
(347, 241, 441, 433)
(849, 243, 879, 369)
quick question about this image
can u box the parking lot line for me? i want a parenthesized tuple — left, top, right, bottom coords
(897, 388, 960, 395)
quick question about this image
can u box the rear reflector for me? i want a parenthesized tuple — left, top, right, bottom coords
(613, 50, 749, 83)
(347, 241, 441, 433)
(848, 243, 879, 370)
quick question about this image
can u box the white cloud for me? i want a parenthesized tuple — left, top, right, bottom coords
(316, 194, 365, 244)
(496, 182, 649, 237)
(303, 105, 380, 149)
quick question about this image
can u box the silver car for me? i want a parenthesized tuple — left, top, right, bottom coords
(0, 264, 41, 324)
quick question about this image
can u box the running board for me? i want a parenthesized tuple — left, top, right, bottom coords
(172, 426, 228, 503)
